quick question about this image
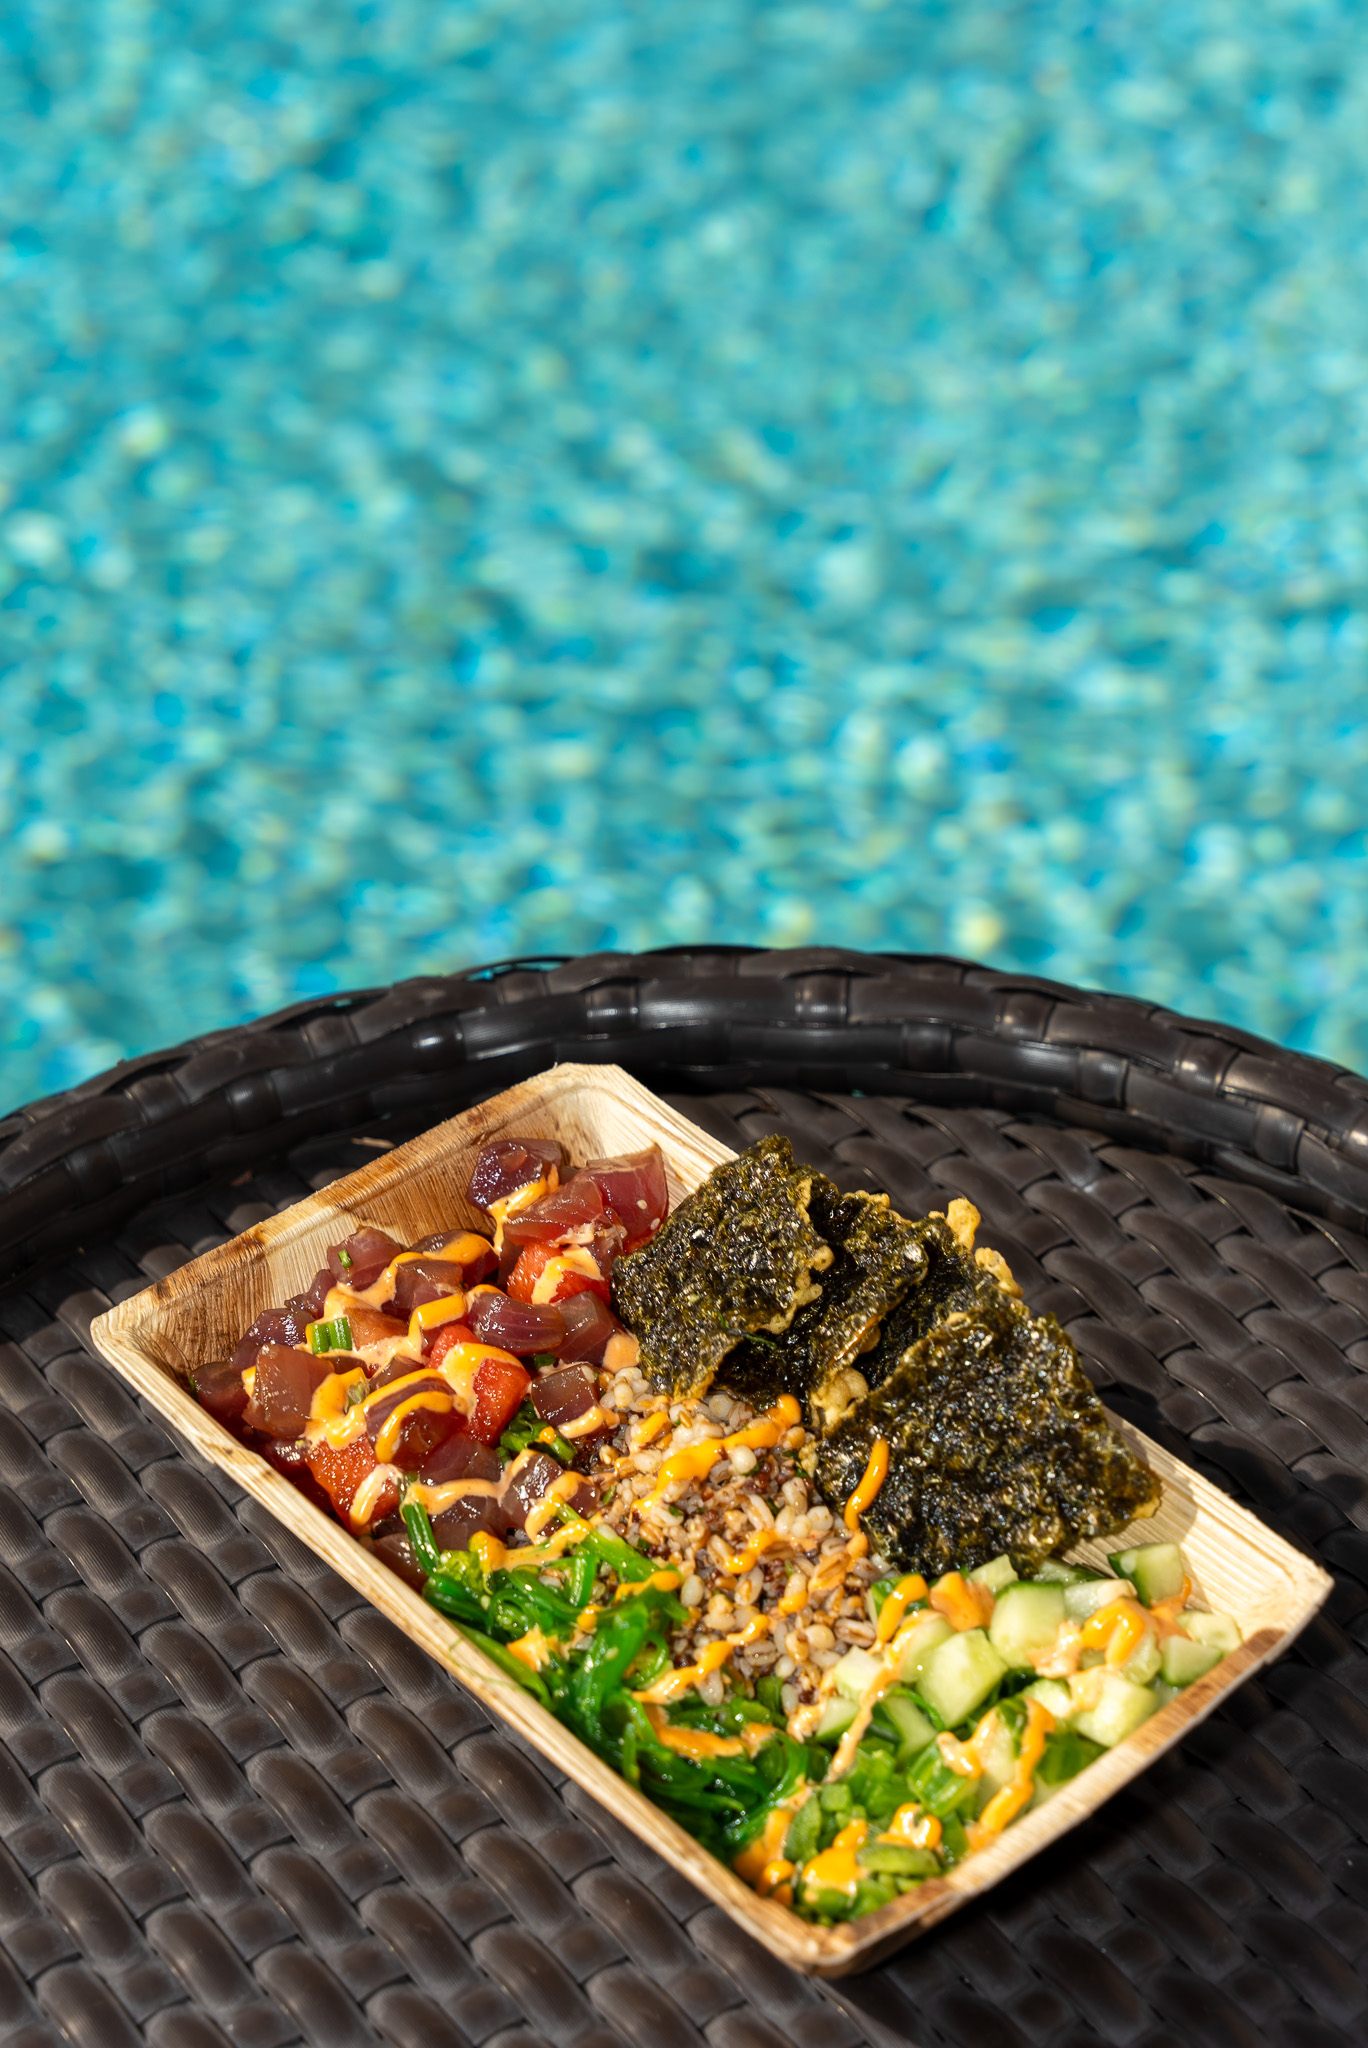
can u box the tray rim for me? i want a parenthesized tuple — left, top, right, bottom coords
(11, 944, 1368, 1288)
(90, 1061, 1335, 1977)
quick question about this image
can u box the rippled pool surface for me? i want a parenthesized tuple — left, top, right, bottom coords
(4, 1, 1368, 1110)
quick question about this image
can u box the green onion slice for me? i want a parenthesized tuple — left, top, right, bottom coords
(308, 1314, 354, 1355)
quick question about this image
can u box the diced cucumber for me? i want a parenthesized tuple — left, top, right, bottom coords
(894, 1612, 953, 1684)
(970, 1713, 1018, 1811)
(858, 1842, 939, 1878)
(833, 1645, 884, 1700)
(816, 1693, 858, 1740)
(1034, 1560, 1104, 1586)
(783, 1792, 822, 1865)
(1024, 1677, 1073, 1719)
(968, 1553, 1017, 1593)
(914, 1629, 1008, 1730)
(1152, 1679, 1179, 1710)
(880, 1688, 936, 1755)
(1063, 1577, 1135, 1622)
(1162, 1635, 1223, 1686)
(1108, 1541, 1187, 1606)
(1070, 1672, 1159, 1748)
(988, 1581, 1066, 1668)
(1182, 1611, 1242, 1655)
(1120, 1627, 1162, 1687)
(906, 1743, 980, 1819)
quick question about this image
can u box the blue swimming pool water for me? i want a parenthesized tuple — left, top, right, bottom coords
(4, 1, 1368, 1111)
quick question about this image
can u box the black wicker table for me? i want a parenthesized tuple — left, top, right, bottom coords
(0, 948, 1365, 2048)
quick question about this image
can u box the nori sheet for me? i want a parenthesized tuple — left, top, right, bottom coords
(848, 1211, 1015, 1404)
(612, 1134, 830, 1396)
(814, 1301, 1161, 1577)
(722, 1177, 928, 1405)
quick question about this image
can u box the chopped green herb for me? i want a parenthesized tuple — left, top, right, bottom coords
(401, 1498, 442, 1578)
(499, 1400, 575, 1466)
(337, 1247, 353, 1270)
(307, 1314, 353, 1355)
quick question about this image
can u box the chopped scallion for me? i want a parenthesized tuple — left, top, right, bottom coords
(401, 1497, 442, 1578)
(308, 1314, 354, 1355)
(500, 1400, 574, 1466)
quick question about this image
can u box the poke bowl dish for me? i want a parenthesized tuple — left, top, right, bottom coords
(93, 1066, 1331, 1973)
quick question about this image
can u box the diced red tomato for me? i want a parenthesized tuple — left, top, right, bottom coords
(425, 1320, 477, 1365)
(468, 1355, 531, 1445)
(305, 1434, 399, 1527)
(505, 1241, 611, 1306)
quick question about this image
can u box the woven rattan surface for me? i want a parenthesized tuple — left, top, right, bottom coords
(0, 951, 1365, 2048)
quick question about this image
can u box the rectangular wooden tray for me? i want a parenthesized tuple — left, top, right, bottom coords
(91, 1063, 1333, 1974)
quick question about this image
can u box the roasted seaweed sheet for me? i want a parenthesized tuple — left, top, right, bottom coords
(815, 1302, 1160, 1577)
(723, 1177, 928, 1405)
(830, 1205, 1016, 1408)
(612, 1134, 830, 1396)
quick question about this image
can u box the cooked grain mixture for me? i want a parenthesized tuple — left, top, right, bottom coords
(583, 1341, 888, 1716)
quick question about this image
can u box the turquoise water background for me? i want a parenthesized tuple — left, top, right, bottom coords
(4, 1, 1368, 1112)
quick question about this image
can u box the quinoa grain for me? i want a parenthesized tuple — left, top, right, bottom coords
(575, 1366, 887, 1717)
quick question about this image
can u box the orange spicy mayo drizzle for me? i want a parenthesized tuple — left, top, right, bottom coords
(734, 1793, 807, 1903)
(506, 1625, 558, 1672)
(469, 1531, 507, 1572)
(530, 1246, 602, 1303)
(716, 1526, 780, 1577)
(936, 1710, 1005, 1779)
(929, 1570, 996, 1633)
(307, 1331, 520, 1457)
(777, 1575, 810, 1615)
(341, 1234, 494, 1310)
(968, 1697, 1055, 1848)
(875, 1574, 928, 1645)
(880, 1803, 942, 1851)
(843, 1439, 889, 1531)
(633, 1612, 773, 1705)
(404, 1473, 503, 1515)
(614, 1569, 682, 1600)
(1145, 1576, 1194, 1639)
(799, 1819, 868, 1899)
(523, 1468, 586, 1541)
(407, 1292, 468, 1341)
(629, 1409, 670, 1450)
(372, 1389, 453, 1464)
(827, 1662, 899, 1780)
(1080, 1595, 1150, 1667)
(348, 1460, 400, 1529)
(560, 1403, 619, 1439)
(486, 1172, 557, 1251)
(639, 1395, 801, 1508)
(642, 1704, 773, 1761)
